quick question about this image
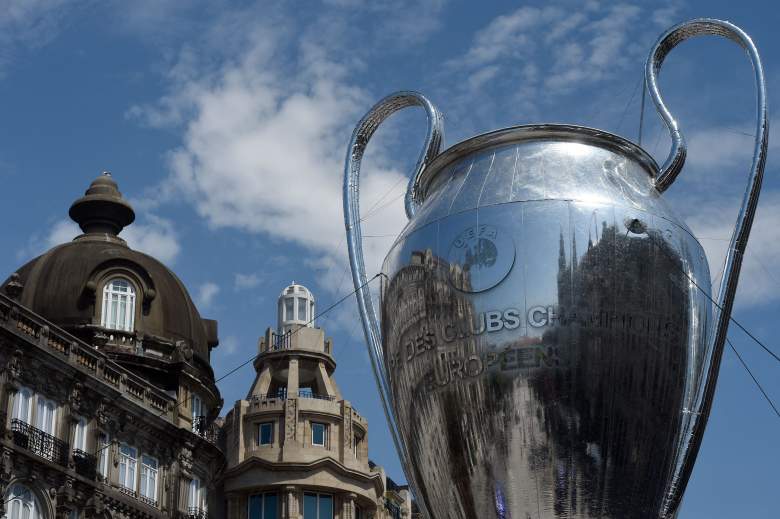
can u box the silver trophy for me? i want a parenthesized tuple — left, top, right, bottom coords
(344, 19, 767, 519)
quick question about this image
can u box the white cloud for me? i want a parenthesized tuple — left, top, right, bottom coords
(45, 219, 80, 249)
(132, 11, 410, 316)
(196, 281, 220, 309)
(234, 273, 262, 290)
(444, 2, 678, 111)
(17, 214, 181, 266)
(683, 190, 780, 309)
(686, 119, 780, 174)
(121, 215, 182, 265)
(220, 335, 239, 355)
(0, 0, 82, 76)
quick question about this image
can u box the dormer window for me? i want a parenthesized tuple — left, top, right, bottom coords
(101, 277, 136, 332)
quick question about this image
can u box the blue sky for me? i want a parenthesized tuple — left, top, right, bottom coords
(0, 0, 778, 517)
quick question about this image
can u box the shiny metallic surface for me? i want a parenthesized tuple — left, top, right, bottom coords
(344, 91, 444, 519)
(380, 129, 711, 519)
(343, 18, 768, 519)
(645, 18, 769, 516)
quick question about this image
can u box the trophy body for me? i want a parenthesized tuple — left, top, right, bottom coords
(344, 19, 768, 519)
(380, 126, 710, 518)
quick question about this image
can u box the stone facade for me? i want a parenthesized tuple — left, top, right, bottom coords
(221, 284, 412, 519)
(0, 174, 224, 519)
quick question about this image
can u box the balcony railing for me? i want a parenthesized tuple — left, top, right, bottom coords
(270, 332, 291, 351)
(385, 498, 402, 519)
(188, 507, 209, 519)
(298, 390, 335, 401)
(0, 294, 177, 422)
(192, 416, 222, 446)
(119, 485, 137, 498)
(73, 448, 97, 479)
(10, 419, 68, 466)
(139, 494, 158, 508)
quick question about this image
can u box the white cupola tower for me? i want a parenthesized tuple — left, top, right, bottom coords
(278, 282, 315, 333)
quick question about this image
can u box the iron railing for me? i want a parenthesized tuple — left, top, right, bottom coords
(192, 416, 222, 446)
(270, 332, 291, 350)
(187, 507, 208, 519)
(10, 419, 68, 466)
(119, 485, 137, 498)
(385, 498, 402, 519)
(73, 448, 97, 479)
(298, 390, 335, 401)
(139, 494, 158, 508)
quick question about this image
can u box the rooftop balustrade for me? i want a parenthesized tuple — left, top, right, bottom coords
(0, 294, 177, 423)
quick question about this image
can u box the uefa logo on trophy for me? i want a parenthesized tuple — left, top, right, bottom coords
(344, 18, 768, 519)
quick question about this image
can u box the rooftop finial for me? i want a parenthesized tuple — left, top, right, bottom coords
(68, 172, 135, 237)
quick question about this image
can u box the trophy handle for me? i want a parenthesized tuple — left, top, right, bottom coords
(646, 19, 769, 516)
(343, 91, 443, 518)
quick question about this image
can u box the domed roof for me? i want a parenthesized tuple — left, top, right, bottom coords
(2, 173, 218, 375)
(279, 282, 314, 299)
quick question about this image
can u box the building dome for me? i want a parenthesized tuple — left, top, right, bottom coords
(2, 173, 218, 380)
(277, 282, 315, 333)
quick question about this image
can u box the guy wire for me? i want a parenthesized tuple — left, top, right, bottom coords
(727, 337, 780, 418)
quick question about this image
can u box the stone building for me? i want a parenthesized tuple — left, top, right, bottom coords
(221, 283, 411, 519)
(0, 173, 225, 518)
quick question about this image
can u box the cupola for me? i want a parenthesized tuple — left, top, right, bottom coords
(277, 282, 315, 333)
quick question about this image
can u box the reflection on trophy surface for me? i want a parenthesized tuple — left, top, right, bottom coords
(345, 19, 768, 519)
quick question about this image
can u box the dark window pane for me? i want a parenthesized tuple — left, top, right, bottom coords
(319, 495, 333, 519)
(249, 495, 262, 519)
(260, 423, 273, 445)
(303, 493, 318, 519)
(264, 494, 277, 519)
(312, 423, 325, 445)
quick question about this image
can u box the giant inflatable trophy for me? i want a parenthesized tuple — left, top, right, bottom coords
(344, 19, 767, 519)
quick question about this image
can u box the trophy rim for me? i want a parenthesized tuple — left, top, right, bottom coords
(416, 124, 660, 203)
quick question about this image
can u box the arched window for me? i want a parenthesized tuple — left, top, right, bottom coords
(101, 278, 136, 332)
(5, 483, 43, 519)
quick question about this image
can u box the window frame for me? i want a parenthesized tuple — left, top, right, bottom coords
(5, 483, 43, 519)
(97, 433, 110, 479)
(118, 443, 138, 493)
(311, 422, 328, 447)
(248, 492, 278, 519)
(303, 492, 334, 519)
(191, 393, 204, 433)
(11, 387, 33, 424)
(73, 416, 88, 452)
(257, 422, 274, 446)
(100, 277, 137, 332)
(139, 454, 159, 505)
(35, 396, 57, 436)
(188, 477, 205, 511)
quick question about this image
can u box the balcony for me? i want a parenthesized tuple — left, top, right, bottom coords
(73, 448, 97, 479)
(270, 332, 291, 351)
(119, 485, 137, 498)
(139, 494, 158, 508)
(385, 498, 402, 519)
(187, 508, 209, 519)
(192, 416, 222, 446)
(298, 389, 335, 401)
(10, 419, 68, 466)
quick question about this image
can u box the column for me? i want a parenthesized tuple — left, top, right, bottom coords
(286, 357, 299, 397)
(285, 486, 298, 519)
(227, 493, 242, 519)
(342, 493, 356, 519)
